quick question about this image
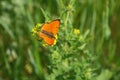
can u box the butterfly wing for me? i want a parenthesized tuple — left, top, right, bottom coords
(40, 23, 51, 33)
(39, 32, 54, 45)
(38, 19, 60, 45)
(41, 19, 60, 35)
(49, 19, 60, 35)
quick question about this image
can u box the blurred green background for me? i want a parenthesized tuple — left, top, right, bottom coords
(0, 0, 120, 80)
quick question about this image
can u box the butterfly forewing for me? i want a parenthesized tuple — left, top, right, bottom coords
(50, 19, 60, 35)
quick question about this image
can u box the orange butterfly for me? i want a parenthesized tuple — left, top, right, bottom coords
(38, 19, 60, 46)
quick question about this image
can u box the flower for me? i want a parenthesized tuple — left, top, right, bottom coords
(25, 63, 33, 74)
(74, 29, 80, 35)
(32, 23, 42, 40)
(53, 35, 58, 45)
(36, 23, 42, 28)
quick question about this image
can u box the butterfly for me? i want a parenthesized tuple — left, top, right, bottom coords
(38, 19, 60, 46)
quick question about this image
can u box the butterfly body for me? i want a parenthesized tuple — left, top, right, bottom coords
(38, 19, 60, 45)
(41, 30, 55, 39)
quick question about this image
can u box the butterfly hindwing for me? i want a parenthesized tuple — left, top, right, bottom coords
(40, 32, 54, 45)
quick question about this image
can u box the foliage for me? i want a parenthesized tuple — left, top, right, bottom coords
(0, 0, 120, 80)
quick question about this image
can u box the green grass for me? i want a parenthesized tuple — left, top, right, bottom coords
(0, 0, 120, 80)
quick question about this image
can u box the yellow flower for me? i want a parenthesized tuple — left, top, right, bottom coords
(32, 23, 42, 40)
(25, 63, 33, 74)
(32, 23, 42, 33)
(36, 23, 42, 28)
(74, 29, 80, 35)
(53, 35, 58, 45)
(32, 28, 37, 34)
(42, 42, 48, 47)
